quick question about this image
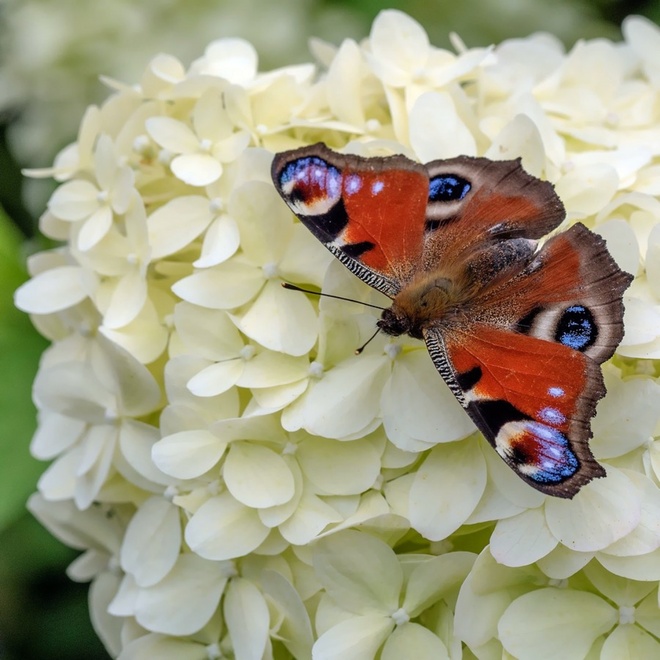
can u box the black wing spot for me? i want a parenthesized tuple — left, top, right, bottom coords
(428, 175, 471, 202)
(514, 306, 543, 335)
(302, 197, 349, 242)
(554, 305, 597, 351)
(468, 399, 530, 436)
(456, 366, 482, 392)
(341, 241, 376, 259)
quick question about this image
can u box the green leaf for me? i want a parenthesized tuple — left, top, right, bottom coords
(0, 208, 49, 531)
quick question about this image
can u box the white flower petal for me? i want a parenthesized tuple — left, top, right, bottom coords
(250, 380, 309, 411)
(224, 578, 269, 660)
(187, 359, 244, 397)
(174, 303, 244, 360)
(484, 114, 547, 176)
(596, 547, 660, 581)
(409, 441, 487, 540)
(382, 349, 475, 451)
(381, 622, 449, 660)
(313, 614, 394, 660)
(103, 269, 147, 329)
(192, 38, 258, 84)
(592, 376, 660, 458)
(278, 491, 343, 545)
(326, 39, 367, 127)
(490, 507, 559, 567)
(498, 588, 617, 660)
(297, 436, 381, 496)
(172, 261, 262, 309)
(601, 623, 660, 660)
(594, 219, 640, 277)
(283, 355, 389, 439)
(369, 10, 429, 87)
(185, 492, 269, 560)
(237, 351, 308, 388)
(536, 544, 593, 580)
(148, 196, 213, 260)
(232, 280, 318, 356)
(618, 296, 660, 349)
(152, 430, 227, 479)
(146, 117, 198, 153)
(313, 530, 402, 615)
(134, 554, 228, 635)
(48, 179, 99, 221)
(120, 497, 181, 587)
(261, 570, 314, 660)
(224, 442, 295, 508)
(555, 164, 619, 217)
(15, 265, 88, 314)
(30, 411, 85, 460)
(410, 92, 477, 160)
(402, 552, 476, 616)
(194, 214, 240, 268)
(545, 468, 641, 552)
(171, 153, 223, 186)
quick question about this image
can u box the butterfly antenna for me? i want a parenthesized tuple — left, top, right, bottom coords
(281, 282, 387, 311)
(355, 327, 381, 355)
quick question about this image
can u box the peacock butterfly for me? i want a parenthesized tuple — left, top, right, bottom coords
(271, 143, 633, 498)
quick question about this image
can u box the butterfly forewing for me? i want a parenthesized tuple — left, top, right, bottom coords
(271, 143, 430, 296)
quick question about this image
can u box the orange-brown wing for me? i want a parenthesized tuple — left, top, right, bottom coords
(427, 325, 605, 497)
(424, 223, 632, 498)
(271, 143, 430, 296)
(421, 156, 565, 271)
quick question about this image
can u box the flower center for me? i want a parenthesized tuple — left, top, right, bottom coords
(619, 605, 635, 625)
(164, 485, 178, 500)
(384, 343, 401, 360)
(158, 148, 174, 165)
(308, 361, 324, 379)
(205, 642, 222, 660)
(391, 607, 410, 625)
(96, 190, 109, 204)
(199, 138, 213, 152)
(282, 442, 297, 455)
(239, 345, 256, 361)
(366, 118, 381, 132)
(262, 262, 279, 279)
(132, 134, 151, 154)
(209, 197, 224, 214)
(548, 578, 568, 588)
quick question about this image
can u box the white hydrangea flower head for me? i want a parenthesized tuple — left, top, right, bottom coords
(14, 10, 660, 658)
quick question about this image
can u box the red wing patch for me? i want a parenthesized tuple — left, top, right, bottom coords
(440, 325, 605, 497)
(272, 143, 429, 291)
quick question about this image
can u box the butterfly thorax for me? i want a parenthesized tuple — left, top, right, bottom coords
(378, 273, 467, 340)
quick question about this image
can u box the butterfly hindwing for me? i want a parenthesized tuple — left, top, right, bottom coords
(421, 156, 565, 269)
(426, 325, 605, 497)
(271, 143, 430, 296)
(424, 224, 632, 497)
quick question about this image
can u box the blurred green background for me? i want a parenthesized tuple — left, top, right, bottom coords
(1, 0, 658, 657)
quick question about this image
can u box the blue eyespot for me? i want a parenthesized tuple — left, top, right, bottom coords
(555, 305, 597, 351)
(428, 175, 471, 202)
(278, 157, 342, 206)
(526, 422, 579, 483)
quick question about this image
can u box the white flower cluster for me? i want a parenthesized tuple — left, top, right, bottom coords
(15, 10, 660, 659)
